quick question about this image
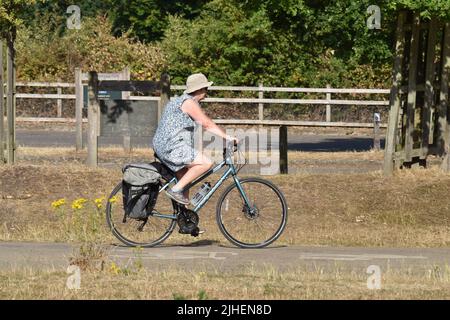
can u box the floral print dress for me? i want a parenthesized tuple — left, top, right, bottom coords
(152, 93, 198, 172)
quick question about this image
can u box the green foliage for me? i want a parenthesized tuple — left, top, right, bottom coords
(161, 0, 397, 87)
(387, 0, 450, 19)
(16, 15, 167, 81)
(0, 0, 40, 40)
(9, 0, 450, 87)
(20, 0, 112, 33)
(109, 0, 210, 41)
(162, 0, 305, 86)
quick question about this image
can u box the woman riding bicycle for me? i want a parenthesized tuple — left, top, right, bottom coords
(152, 73, 238, 205)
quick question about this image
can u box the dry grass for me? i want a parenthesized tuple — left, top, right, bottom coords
(16, 146, 383, 162)
(1, 154, 450, 247)
(1, 263, 449, 299)
(2, 147, 450, 300)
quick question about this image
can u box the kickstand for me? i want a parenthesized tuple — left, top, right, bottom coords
(137, 218, 148, 232)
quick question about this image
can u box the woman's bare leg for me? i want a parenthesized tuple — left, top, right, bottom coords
(172, 153, 213, 195)
(174, 168, 188, 198)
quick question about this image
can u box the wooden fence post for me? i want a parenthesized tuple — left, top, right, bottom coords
(87, 71, 99, 167)
(422, 19, 439, 157)
(384, 11, 406, 175)
(57, 85, 62, 117)
(279, 125, 288, 174)
(326, 84, 332, 122)
(404, 13, 420, 163)
(259, 82, 264, 125)
(373, 112, 381, 151)
(123, 135, 131, 153)
(75, 68, 83, 151)
(121, 67, 130, 100)
(440, 23, 450, 171)
(159, 73, 170, 123)
(0, 40, 4, 164)
(437, 25, 450, 157)
(122, 67, 131, 152)
(6, 37, 16, 165)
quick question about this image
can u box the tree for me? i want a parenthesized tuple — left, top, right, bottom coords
(161, 0, 298, 85)
(109, 0, 210, 41)
(0, 0, 41, 164)
(161, 0, 398, 87)
(388, 0, 450, 19)
(20, 0, 112, 35)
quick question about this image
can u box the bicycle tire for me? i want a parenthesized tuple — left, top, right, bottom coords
(216, 177, 288, 248)
(106, 182, 177, 247)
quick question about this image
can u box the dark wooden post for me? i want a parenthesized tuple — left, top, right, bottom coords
(75, 67, 83, 151)
(422, 19, 439, 158)
(437, 24, 450, 159)
(373, 112, 381, 151)
(279, 125, 288, 174)
(87, 71, 99, 167)
(159, 73, 171, 122)
(122, 67, 131, 152)
(440, 23, 450, 171)
(404, 13, 420, 163)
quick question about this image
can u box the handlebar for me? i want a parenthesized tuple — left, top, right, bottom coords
(223, 139, 238, 160)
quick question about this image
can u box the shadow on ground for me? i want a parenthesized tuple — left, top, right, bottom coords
(288, 137, 386, 152)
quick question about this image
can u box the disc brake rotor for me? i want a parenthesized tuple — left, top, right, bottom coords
(243, 204, 259, 220)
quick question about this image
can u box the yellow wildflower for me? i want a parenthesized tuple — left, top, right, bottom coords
(71, 198, 87, 210)
(51, 199, 66, 209)
(110, 262, 121, 275)
(108, 195, 118, 204)
(94, 197, 105, 209)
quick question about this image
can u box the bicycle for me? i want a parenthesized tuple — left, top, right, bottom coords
(106, 141, 288, 248)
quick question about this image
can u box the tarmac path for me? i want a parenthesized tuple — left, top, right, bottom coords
(0, 241, 448, 275)
(16, 129, 385, 152)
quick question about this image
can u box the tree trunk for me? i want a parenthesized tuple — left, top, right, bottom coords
(6, 36, 16, 165)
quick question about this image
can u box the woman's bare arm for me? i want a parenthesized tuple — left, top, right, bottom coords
(181, 99, 236, 141)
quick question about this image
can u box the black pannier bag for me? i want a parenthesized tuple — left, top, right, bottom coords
(122, 163, 162, 219)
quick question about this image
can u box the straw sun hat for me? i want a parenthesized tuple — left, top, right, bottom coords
(184, 73, 213, 94)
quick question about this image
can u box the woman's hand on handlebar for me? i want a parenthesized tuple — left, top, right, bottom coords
(226, 135, 239, 146)
(226, 136, 239, 152)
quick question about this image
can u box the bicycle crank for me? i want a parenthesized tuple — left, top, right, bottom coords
(177, 209, 200, 236)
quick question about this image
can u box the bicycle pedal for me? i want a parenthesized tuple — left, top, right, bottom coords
(190, 227, 205, 237)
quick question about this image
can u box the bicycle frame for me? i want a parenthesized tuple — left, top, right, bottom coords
(152, 150, 251, 219)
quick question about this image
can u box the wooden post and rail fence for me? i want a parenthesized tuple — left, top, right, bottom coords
(2, 69, 391, 172)
(2, 11, 448, 173)
(383, 12, 450, 174)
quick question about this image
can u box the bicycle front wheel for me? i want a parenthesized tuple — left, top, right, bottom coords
(106, 182, 177, 247)
(216, 177, 288, 248)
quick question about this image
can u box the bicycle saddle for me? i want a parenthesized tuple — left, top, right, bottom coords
(153, 152, 175, 180)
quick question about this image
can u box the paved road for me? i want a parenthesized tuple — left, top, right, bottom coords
(0, 241, 447, 274)
(16, 130, 385, 152)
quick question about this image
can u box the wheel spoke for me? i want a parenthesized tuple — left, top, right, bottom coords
(106, 183, 176, 247)
(217, 178, 287, 248)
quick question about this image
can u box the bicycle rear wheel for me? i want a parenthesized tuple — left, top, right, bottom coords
(216, 177, 288, 248)
(106, 182, 177, 247)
